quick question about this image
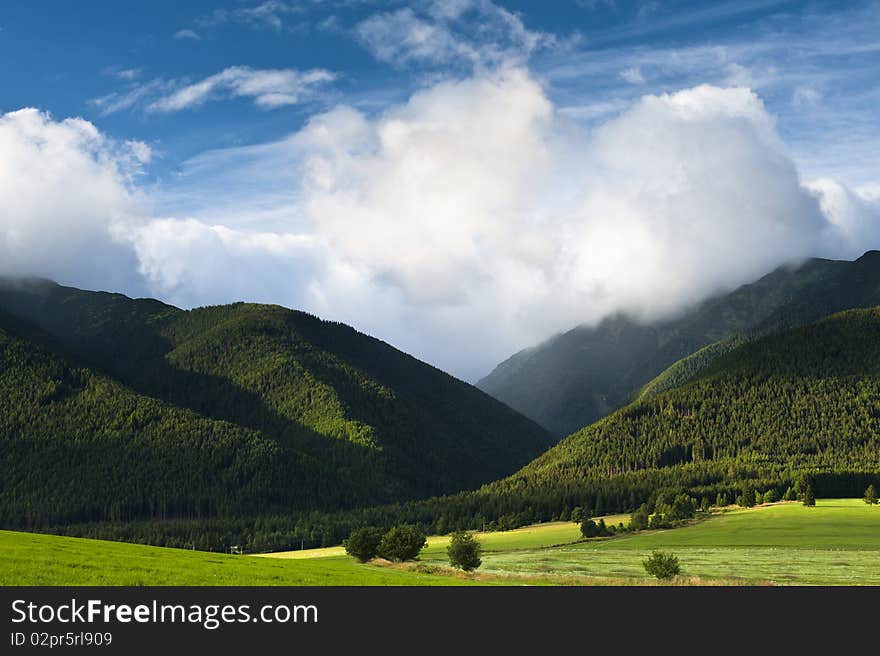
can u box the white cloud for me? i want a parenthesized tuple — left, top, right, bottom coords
(143, 72, 879, 378)
(792, 85, 822, 109)
(620, 66, 645, 84)
(353, 0, 558, 69)
(193, 1, 303, 32)
(173, 29, 201, 40)
(804, 178, 880, 258)
(5, 72, 880, 380)
(0, 109, 146, 292)
(109, 67, 142, 80)
(356, 8, 475, 67)
(90, 79, 172, 115)
(124, 218, 322, 309)
(91, 67, 337, 116)
(147, 66, 336, 112)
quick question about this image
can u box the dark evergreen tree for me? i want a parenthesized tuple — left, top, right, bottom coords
(802, 484, 816, 507)
(740, 483, 756, 508)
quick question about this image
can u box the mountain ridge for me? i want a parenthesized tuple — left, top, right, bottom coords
(478, 251, 880, 435)
(0, 278, 554, 528)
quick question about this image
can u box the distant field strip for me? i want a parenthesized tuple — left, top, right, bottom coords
(258, 518, 622, 560)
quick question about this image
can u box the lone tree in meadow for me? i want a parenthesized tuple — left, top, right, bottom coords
(643, 551, 681, 580)
(377, 525, 427, 562)
(865, 484, 878, 506)
(343, 527, 384, 563)
(447, 531, 482, 571)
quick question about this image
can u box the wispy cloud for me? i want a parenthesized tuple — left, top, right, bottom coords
(173, 29, 201, 40)
(194, 1, 305, 32)
(90, 79, 173, 115)
(619, 66, 645, 84)
(147, 66, 337, 112)
(353, 0, 564, 70)
(90, 66, 337, 115)
(102, 66, 144, 81)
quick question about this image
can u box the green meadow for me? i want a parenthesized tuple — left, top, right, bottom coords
(450, 500, 880, 585)
(0, 530, 476, 586)
(2, 501, 878, 586)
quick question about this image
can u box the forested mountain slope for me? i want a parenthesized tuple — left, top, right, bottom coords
(0, 280, 553, 528)
(479, 251, 880, 435)
(32, 305, 880, 552)
(495, 305, 880, 506)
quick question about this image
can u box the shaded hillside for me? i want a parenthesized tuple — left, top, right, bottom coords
(479, 251, 880, 435)
(497, 306, 880, 502)
(0, 316, 373, 526)
(37, 306, 880, 552)
(0, 280, 553, 528)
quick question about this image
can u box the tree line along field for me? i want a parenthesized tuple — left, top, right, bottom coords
(2, 500, 878, 586)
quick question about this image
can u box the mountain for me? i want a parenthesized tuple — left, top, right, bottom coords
(24, 302, 880, 552)
(0, 279, 553, 529)
(491, 305, 880, 509)
(478, 251, 880, 436)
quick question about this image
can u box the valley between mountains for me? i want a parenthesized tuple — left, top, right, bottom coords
(2, 252, 880, 580)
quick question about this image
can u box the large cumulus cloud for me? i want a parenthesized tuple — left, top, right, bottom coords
(2, 71, 879, 380)
(0, 108, 148, 292)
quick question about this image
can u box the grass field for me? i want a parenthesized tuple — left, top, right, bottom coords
(438, 500, 880, 585)
(0, 530, 480, 586)
(2, 501, 878, 585)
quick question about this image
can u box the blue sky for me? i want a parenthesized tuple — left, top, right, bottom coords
(1, 1, 879, 379)
(3, 1, 877, 186)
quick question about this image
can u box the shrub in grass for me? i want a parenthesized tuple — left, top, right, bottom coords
(864, 484, 878, 506)
(643, 551, 681, 580)
(447, 531, 482, 571)
(377, 525, 427, 562)
(343, 527, 384, 563)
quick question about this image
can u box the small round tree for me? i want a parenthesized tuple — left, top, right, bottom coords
(377, 525, 427, 562)
(343, 527, 384, 563)
(447, 531, 482, 571)
(643, 551, 681, 580)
